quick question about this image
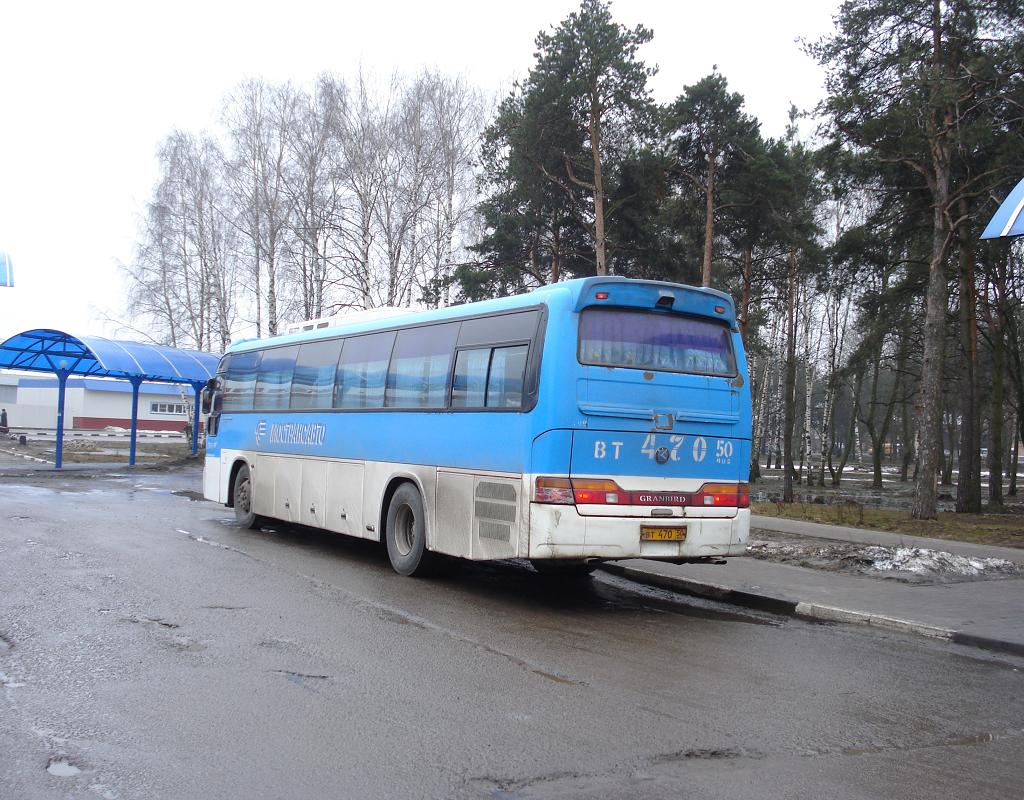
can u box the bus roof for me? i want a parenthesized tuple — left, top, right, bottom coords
(226, 277, 736, 355)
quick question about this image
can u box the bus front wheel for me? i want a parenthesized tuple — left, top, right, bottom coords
(385, 483, 436, 576)
(233, 464, 260, 529)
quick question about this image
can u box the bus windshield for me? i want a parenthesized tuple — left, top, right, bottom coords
(578, 307, 736, 377)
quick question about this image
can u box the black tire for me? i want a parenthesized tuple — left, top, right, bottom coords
(385, 483, 435, 576)
(530, 559, 597, 579)
(232, 464, 260, 529)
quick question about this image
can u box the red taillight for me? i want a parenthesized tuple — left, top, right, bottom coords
(534, 477, 625, 504)
(692, 482, 749, 508)
(595, 291, 609, 300)
(534, 477, 574, 504)
(570, 479, 625, 505)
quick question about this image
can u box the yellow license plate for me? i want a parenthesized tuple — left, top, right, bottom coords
(640, 526, 687, 542)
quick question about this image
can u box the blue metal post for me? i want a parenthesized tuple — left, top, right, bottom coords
(191, 382, 202, 455)
(128, 376, 143, 466)
(55, 369, 69, 470)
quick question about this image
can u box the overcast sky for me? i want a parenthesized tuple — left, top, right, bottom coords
(0, 0, 839, 344)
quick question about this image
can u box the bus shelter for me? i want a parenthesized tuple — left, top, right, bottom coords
(0, 329, 219, 468)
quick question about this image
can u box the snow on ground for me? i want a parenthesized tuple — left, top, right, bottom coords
(865, 546, 1018, 577)
(747, 537, 1020, 583)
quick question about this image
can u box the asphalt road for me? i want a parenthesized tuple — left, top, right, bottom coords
(1, 464, 1022, 800)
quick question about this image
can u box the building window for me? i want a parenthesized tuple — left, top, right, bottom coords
(151, 402, 187, 415)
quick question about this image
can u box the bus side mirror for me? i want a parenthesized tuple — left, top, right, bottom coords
(201, 378, 219, 415)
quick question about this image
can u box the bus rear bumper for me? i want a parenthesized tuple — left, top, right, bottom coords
(527, 504, 750, 560)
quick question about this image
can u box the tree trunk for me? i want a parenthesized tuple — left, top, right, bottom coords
(956, 222, 981, 513)
(900, 403, 915, 482)
(800, 284, 815, 486)
(912, 189, 950, 516)
(831, 366, 862, 486)
(819, 375, 835, 488)
(739, 246, 752, 339)
(987, 278, 1005, 505)
(912, 0, 953, 520)
(942, 412, 956, 485)
(551, 219, 561, 283)
(589, 97, 607, 276)
(750, 315, 779, 482)
(783, 247, 798, 503)
(701, 154, 717, 287)
(1010, 413, 1019, 496)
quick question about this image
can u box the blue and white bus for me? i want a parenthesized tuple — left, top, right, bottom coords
(202, 277, 751, 576)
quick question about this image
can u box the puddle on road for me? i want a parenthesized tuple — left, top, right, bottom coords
(271, 669, 330, 681)
(172, 489, 205, 502)
(170, 636, 207, 653)
(650, 746, 765, 763)
(46, 758, 82, 777)
(122, 616, 179, 629)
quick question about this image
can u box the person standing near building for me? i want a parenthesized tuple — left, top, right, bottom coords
(0, 408, 8, 432)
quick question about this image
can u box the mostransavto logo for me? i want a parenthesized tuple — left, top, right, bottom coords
(255, 419, 326, 447)
(268, 422, 327, 447)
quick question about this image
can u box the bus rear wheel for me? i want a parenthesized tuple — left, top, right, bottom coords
(385, 483, 437, 576)
(233, 464, 260, 529)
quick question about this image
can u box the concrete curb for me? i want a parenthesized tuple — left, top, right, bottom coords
(0, 445, 51, 464)
(599, 563, 1024, 658)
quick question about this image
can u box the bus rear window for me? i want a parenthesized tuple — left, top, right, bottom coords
(578, 308, 736, 377)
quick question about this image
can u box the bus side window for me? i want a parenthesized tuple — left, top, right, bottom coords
(254, 346, 299, 411)
(335, 331, 396, 409)
(457, 311, 539, 347)
(222, 351, 261, 412)
(291, 339, 344, 409)
(385, 323, 459, 408)
(451, 348, 489, 408)
(486, 345, 528, 408)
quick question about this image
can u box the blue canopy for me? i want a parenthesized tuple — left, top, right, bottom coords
(0, 329, 220, 468)
(0, 329, 218, 383)
(981, 177, 1024, 239)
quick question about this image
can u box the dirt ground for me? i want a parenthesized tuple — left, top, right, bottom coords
(0, 435, 196, 465)
(752, 466, 1024, 548)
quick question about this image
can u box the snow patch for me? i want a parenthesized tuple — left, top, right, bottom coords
(747, 540, 1019, 581)
(865, 546, 1017, 577)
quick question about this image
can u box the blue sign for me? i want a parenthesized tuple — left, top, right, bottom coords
(0, 252, 12, 287)
(981, 177, 1024, 240)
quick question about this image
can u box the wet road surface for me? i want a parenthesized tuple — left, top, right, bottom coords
(1, 465, 1022, 799)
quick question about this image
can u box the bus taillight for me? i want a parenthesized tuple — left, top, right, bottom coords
(534, 477, 625, 504)
(570, 479, 624, 505)
(692, 482, 749, 508)
(534, 477, 574, 504)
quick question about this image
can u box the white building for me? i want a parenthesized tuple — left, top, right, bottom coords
(0, 372, 196, 431)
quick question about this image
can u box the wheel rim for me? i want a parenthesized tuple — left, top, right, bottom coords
(394, 504, 416, 557)
(236, 477, 251, 514)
